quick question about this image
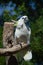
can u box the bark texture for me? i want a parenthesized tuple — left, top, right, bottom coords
(3, 22, 17, 65)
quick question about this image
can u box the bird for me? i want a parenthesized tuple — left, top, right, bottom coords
(12, 15, 32, 62)
(15, 15, 31, 45)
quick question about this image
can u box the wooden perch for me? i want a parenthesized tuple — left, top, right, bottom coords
(0, 43, 29, 56)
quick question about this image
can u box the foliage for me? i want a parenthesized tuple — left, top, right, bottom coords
(30, 15, 43, 51)
(20, 61, 34, 65)
(3, 11, 12, 22)
(30, 15, 43, 61)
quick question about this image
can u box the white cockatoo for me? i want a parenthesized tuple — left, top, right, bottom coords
(15, 16, 31, 44)
(13, 16, 32, 61)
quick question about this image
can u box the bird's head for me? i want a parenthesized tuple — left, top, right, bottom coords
(19, 15, 29, 23)
(16, 16, 29, 29)
(12, 15, 29, 28)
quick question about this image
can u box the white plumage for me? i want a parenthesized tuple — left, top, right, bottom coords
(14, 15, 32, 61)
(23, 51, 32, 61)
(15, 16, 31, 44)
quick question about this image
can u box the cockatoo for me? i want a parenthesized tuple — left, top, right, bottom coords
(13, 16, 32, 61)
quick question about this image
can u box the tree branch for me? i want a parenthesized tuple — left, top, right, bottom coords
(0, 43, 29, 56)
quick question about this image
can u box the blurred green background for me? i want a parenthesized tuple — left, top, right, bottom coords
(0, 0, 43, 65)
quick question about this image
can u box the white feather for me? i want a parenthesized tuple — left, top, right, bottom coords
(23, 51, 32, 61)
